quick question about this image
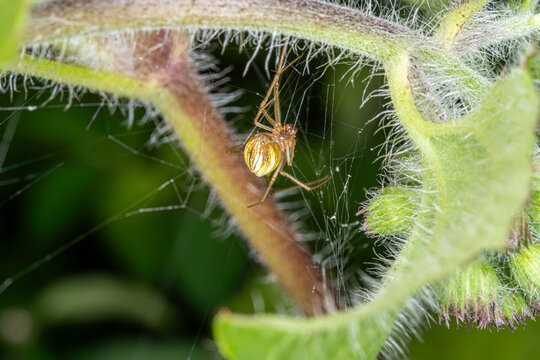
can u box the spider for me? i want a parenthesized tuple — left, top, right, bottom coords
(243, 44, 332, 208)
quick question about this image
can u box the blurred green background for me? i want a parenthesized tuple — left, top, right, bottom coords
(0, 43, 538, 360)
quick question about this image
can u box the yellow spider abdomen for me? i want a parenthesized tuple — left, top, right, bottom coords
(244, 133, 282, 177)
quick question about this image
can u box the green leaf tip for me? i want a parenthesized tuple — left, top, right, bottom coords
(213, 306, 394, 360)
(0, 0, 30, 67)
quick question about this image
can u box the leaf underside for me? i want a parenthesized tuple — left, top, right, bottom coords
(213, 68, 539, 360)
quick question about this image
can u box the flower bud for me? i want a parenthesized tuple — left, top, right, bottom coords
(360, 186, 418, 236)
(437, 258, 534, 330)
(509, 244, 540, 305)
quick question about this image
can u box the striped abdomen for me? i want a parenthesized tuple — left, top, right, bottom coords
(244, 133, 281, 177)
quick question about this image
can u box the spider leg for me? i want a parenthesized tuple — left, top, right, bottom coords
(285, 147, 292, 166)
(273, 74, 281, 126)
(273, 55, 303, 126)
(248, 161, 285, 208)
(273, 43, 287, 126)
(279, 170, 333, 191)
(253, 105, 277, 133)
(262, 111, 277, 128)
(270, 175, 333, 195)
(253, 76, 279, 130)
(253, 97, 275, 132)
(252, 40, 300, 130)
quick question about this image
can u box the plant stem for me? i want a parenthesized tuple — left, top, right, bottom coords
(435, 0, 490, 48)
(455, 11, 540, 52)
(26, 0, 418, 62)
(24, 0, 492, 112)
(5, 32, 336, 315)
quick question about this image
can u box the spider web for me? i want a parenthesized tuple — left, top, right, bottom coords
(0, 40, 385, 359)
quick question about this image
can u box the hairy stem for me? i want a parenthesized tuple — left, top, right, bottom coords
(4, 31, 336, 315)
(24, 0, 494, 115)
(455, 12, 540, 52)
(435, 0, 490, 49)
(26, 0, 417, 62)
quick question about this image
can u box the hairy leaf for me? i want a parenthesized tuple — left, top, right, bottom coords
(213, 63, 538, 359)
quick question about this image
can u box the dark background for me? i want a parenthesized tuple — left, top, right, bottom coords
(0, 42, 538, 360)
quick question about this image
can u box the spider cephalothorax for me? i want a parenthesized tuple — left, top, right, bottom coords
(242, 43, 331, 207)
(274, 123, 297, 164)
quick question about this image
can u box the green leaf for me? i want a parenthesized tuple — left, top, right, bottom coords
(213, 64, 538, 359)
(67, 339, 215, 360)
(0, 0, 30, 67)
(383, 58, 537, 299)
(33, 274, 178, 330)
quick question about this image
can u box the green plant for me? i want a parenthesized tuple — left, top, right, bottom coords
(1, 0, 539, 359)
